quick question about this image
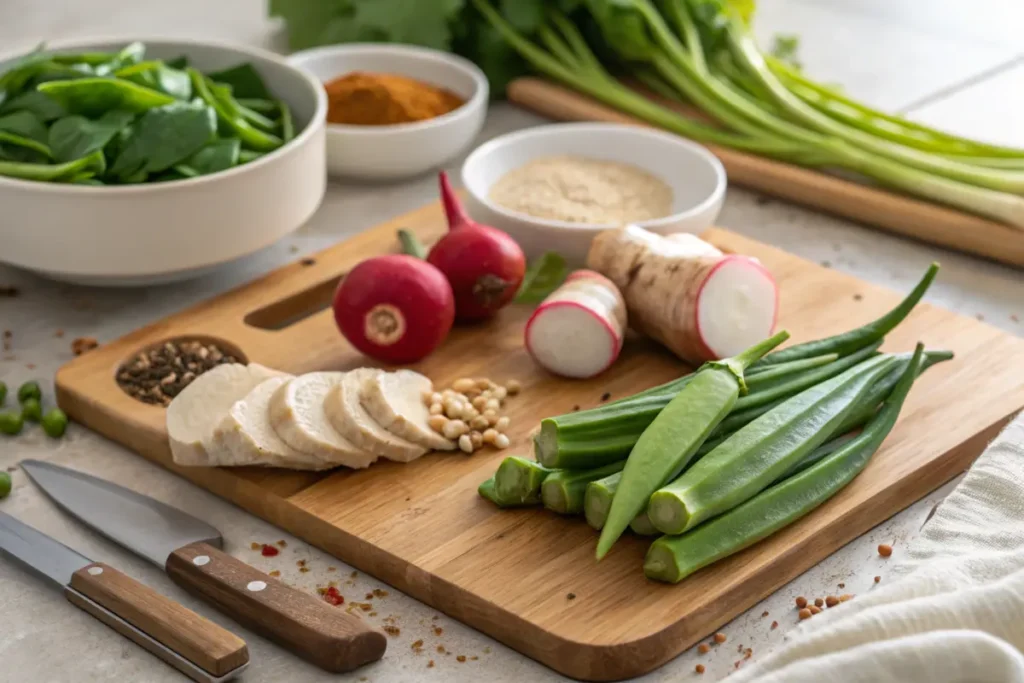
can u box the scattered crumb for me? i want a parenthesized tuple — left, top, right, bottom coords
(734, 660, 741, 669)
(432, 616, 439, 622)
(289, 245, 299, 253)
(798, 608, 812, 620)
(299, 567, 310, 573)
(250, 542, 261, 550)
(470, 656, 478, 661)
(874, 576, 881, 583)
(277, 540, 287, 547)
(853, 293, 863, 301)
(975, 313, 984, 321)
(808, 605, 821, 615)
(770, 621, 778, 630)
(483, 647, 491, 654)
(838, 583, 845, 589)
(795, 596, 807, 609)
(437, 646, 446, 654)
(744, 648, 753, 660)
(297, 559, 307, 567)
(696, 664, 705, 674)
(572, 405, 580, 411)
(566, 593, 576, 601)
(71, 336, 99, 356)
(351, 571, 358, 578)
(427, 660, 435, 668)
(383, 625, 400, 637)
(600, 392, 611, 402)
(369, 612, 377, 617)
(814, 597, 824, 608)
(329, 581, 338, 588)
(300, 257, 316, 266)
(878, 543, 893, 557)
(820, 260, 832, 268)
(714, 633, 726, 644)
(698, 644, 710, 655)
(373, 588, 388, 598)
(269, 570, 281, 577)
(840, 594, 854, 602)
(412, 639, 424, 651)
(357, 603, 372, 612)
(433, 626, 444, 636)
(328, 566, 337, 572)
(25, 363, 35, 370)
(761, 610, 769, 618)
(366, 593, 375, 600)
(1012, 314, 1019, 323)
(825, 595, 839, 608)
(457, 655, 466, 663)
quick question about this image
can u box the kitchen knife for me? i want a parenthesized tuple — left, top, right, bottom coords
(0, 511, 249, 683)
(21, 459, 387, 673)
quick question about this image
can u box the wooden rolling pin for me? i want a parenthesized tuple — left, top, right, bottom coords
(507, 77, 1024, 269)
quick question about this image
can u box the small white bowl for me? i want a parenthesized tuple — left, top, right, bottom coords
(461, 123, 727, 263)
(0, 37, 327, 286)
(287, 44, 488, 180)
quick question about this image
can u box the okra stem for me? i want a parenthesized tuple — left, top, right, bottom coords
(584, 471, 621, 530)
(645, 345, 926, 583)
(479, 477, 536, 508)
(630, 511, 659, 536)
(494, 456, 556, 504)
(542, 461, 626, 514)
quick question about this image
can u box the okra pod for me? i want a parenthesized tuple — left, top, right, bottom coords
(542, 461, 626, 515)
(494, 456, 556, 505)
(584, 471, 620, 530)
(754, 263, 938, 367)
(479, 477, 537, 508)
(629, 511, 658, 536)
(648, 354, 896, 535)
(744, 353, 839, 386)
(645, 345, 926, 583)
(597, 331, 791, 560)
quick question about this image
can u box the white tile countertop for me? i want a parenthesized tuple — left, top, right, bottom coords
(1, 2, 1023, 682)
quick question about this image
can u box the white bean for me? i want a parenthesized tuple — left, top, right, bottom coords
(429, 403, 443, 416)
(458, 434, 474, 454)
(442, 420, 469, 440)
(469, 431, 484, 449)
(453, 378, 477, 393)
(428, 415, 448, 433)
(505, 380, 521, 396)
(484, 398, 500, 412)
(470, 416, 490, 431)
(494, 433, 510, 449)
(482, 428, 498, 444)
(495, 416, 510, 432)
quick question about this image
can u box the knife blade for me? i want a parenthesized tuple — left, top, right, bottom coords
(0, 511, 249, 683)
(22, 459, 387, 673)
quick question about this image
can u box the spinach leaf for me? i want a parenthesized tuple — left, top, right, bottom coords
(236, 97, 278, 113)
(165, 55, 189, 70)
(0, 149, 104, 182)
(0, 111, 48, 144)
(238, 149, 263, 163)
(0, 45, 50, 97)
(183, 138, 241, 175)
(0, 90, 65, 121)
(48, 110, 134, 162)
(117, 61, 192, 99)
(279, 100, 295, 142)
(188, 69, 281, 151)
(38, 77, 176, 117)
(0, 130, 52, 160)
(514, 252, 568, 304)
(110, 100, 216, 178)
(206, 63, 272, 99)
(89, 42, 146, 76)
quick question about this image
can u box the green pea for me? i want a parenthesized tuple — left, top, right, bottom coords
(0, 381, 7, 405)
(41, 408, 68, 438)
(21, 397, 42, 423)
(0, 472, 10, 499)
(17, 381, 42, 404)
(0, 411, 24, 435)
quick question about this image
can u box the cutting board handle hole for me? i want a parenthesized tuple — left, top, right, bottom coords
(244, 275, 344, 331)
(115, 336, 249, 405)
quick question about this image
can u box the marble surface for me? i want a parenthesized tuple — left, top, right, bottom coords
(1, 2, 1023, 682)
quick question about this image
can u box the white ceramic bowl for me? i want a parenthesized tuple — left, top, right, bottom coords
(461, 123, 727, 263)
(287, 44, 488, 180)
(0, 38, 327, 286)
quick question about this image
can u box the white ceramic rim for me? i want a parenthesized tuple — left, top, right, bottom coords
(461, 122, 728, 232)
(286, 43, 489, 135)
(0, 35, 328, 194)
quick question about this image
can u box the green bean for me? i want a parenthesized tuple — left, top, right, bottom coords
(597, 330, 790, 560)
(542, 461, 625, 515)
(645, 345, 926, 583)
(17, 381, 42, 404)
(584, 471, 620, 530)
(21, 398, 42, 422)
(41, 408, 68, 438)
(492, 456, 556, 505)
(0, 411, 24, 435)
(648, 354, 895, 535)
(754, 263, 938, 367)
(0, 472, 10, 499)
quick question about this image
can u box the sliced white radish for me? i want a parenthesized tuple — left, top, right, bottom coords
(268, 372, 377, 469)
(360, 370, 455, 451)
(587, 225, 778, 363)
(525, 269, 627, 378)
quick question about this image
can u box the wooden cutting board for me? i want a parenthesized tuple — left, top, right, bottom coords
(55, 201, 1024, 681)
(507, 77, 1024, 269)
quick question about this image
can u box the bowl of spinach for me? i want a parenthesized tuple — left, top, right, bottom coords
(0, 38, 327, 285)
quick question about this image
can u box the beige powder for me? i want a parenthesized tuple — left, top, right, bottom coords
(488, 155, 673, 225)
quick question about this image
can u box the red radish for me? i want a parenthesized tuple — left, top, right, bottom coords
(525, 269, 627, 378)
(586, 225, 778, 363)
(427, 171, 526, 321)
(333, 254, 455, 364)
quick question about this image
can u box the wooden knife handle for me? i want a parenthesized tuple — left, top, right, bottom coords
(66, 562, 249, 682)
(166, 541, 387, 672)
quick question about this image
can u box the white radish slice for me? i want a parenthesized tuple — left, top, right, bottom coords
(696, 257, 778, 358)
(525, 269, 627, 379)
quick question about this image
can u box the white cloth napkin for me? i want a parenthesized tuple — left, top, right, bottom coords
(731, 412, 1024, 683)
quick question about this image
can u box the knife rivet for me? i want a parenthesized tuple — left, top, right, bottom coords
(246, 581, 267, 592)
(87, 566, 103, 576)
(192, 555, 211, 567)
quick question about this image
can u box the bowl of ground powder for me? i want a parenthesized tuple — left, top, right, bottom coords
(289, 43, 488, 180)
(461, 123, 726, 262)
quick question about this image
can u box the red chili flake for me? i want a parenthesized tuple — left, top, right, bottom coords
(261, 544, 279, 557)
(434, 627, 444, 636)
(322, 586, 344, 606)
(456, 655, 466, 663)
(373, 588, 389, 597)
(770, 621, 778, 630)
(874, 576, 882, 583)
(269, 570, 281, 577)
(427, 660, 435, 668)
(250, 542, 261, 551)
(383, 625, 400, 637)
